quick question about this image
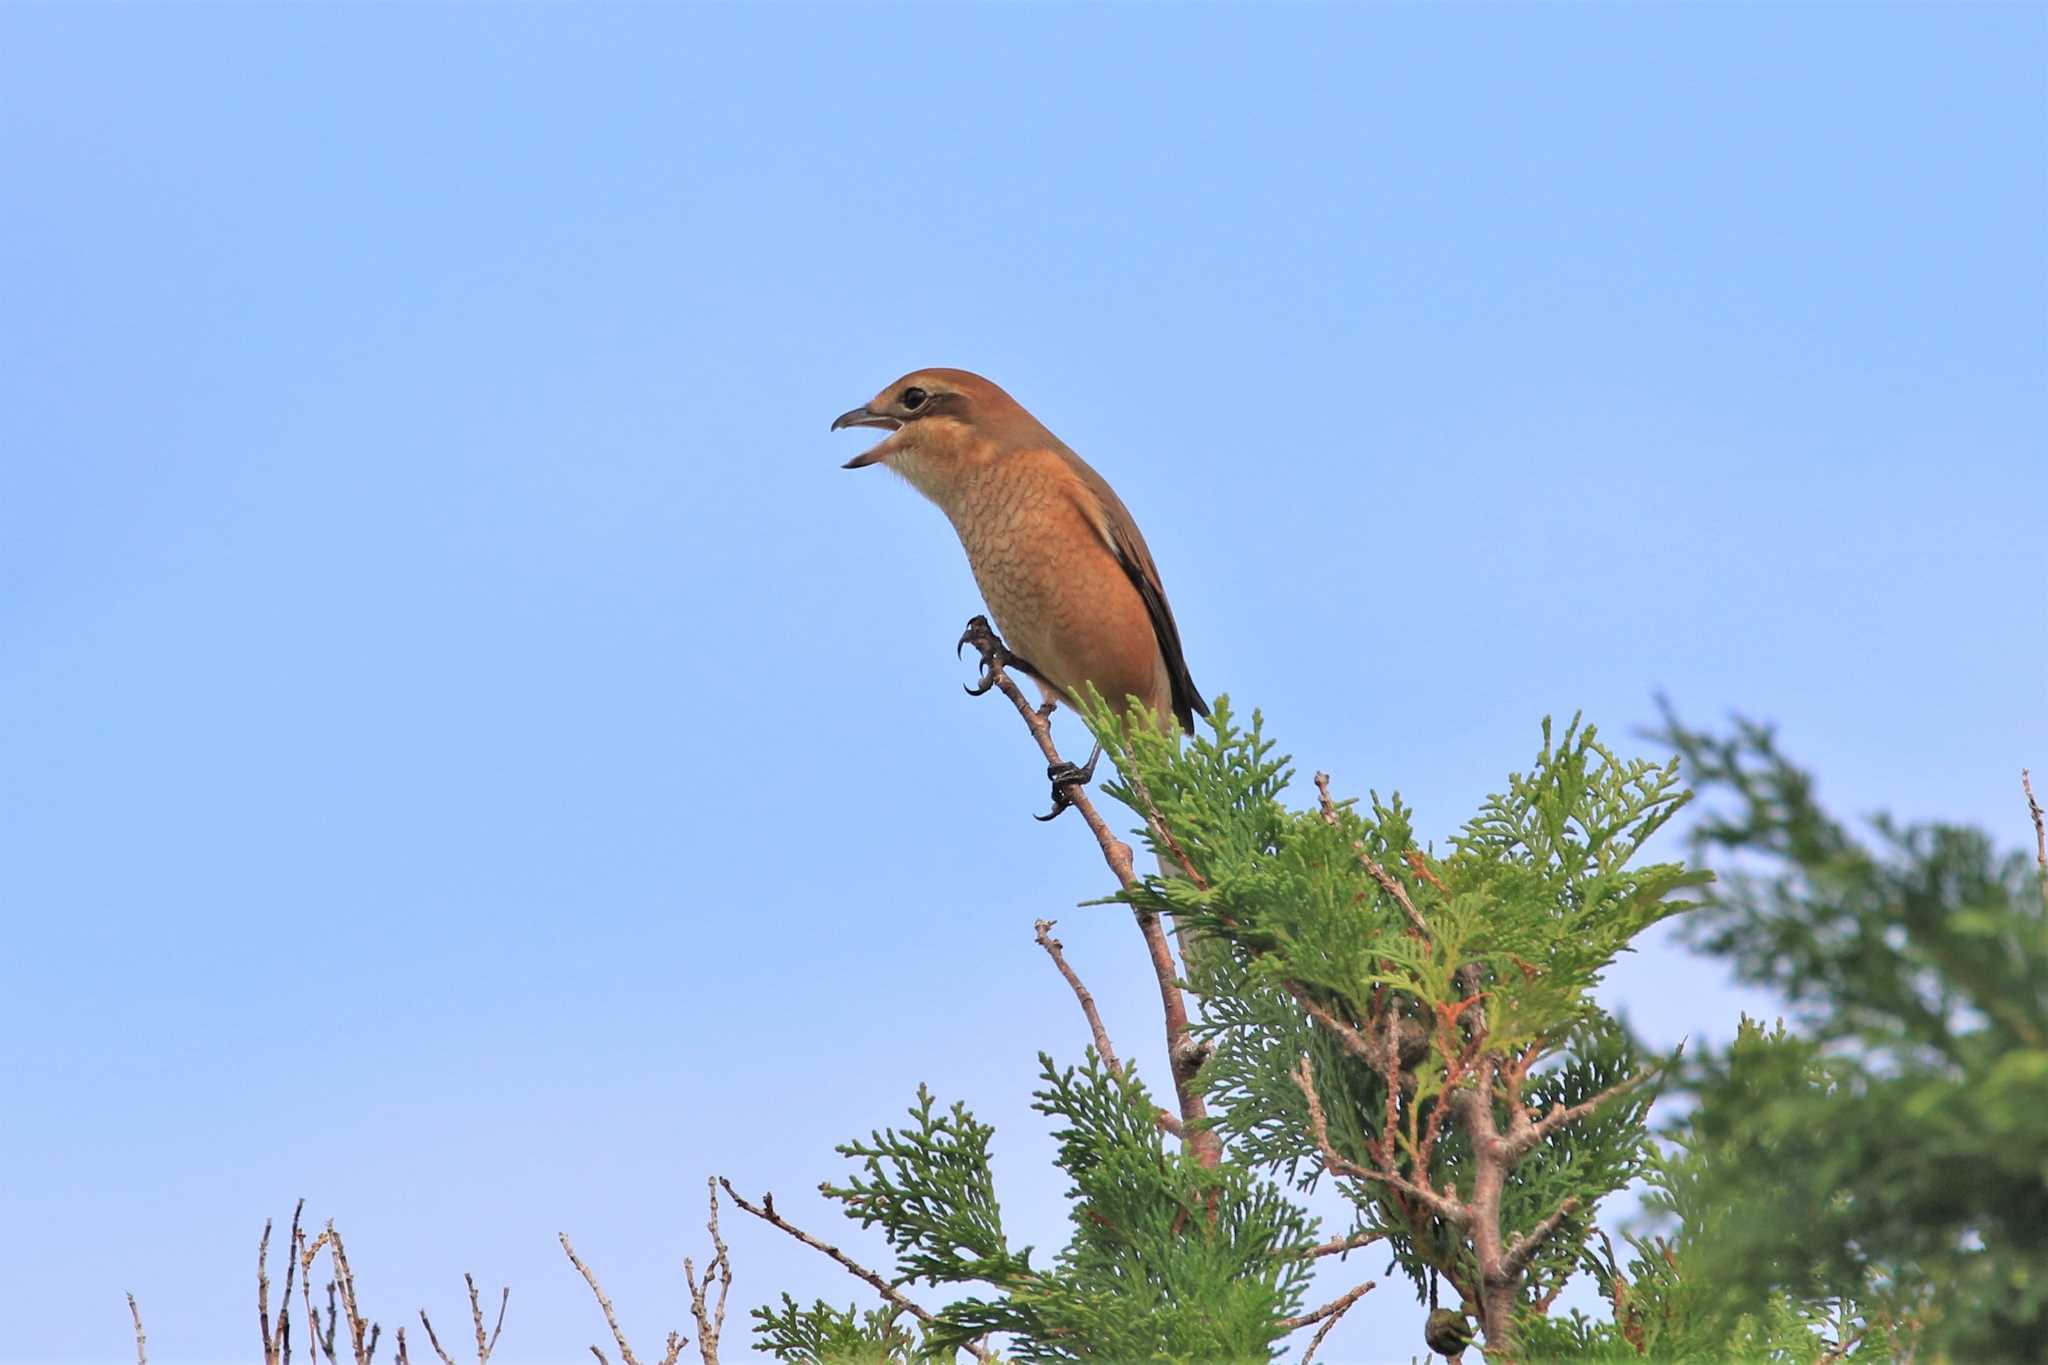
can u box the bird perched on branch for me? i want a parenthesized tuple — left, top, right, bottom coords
(833, 368, 1207, 797)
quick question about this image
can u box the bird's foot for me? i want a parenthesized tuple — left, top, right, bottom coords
(1035, 743, 1103, 822)
(958, 614, 1014, 696)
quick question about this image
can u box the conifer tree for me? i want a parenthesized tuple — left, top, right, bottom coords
(723, 627, 1877, 1361)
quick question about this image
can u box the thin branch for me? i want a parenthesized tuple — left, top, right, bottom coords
(1281, 1278, 1376, 1363)
(1302, 1230, 1385, 1260)
(315, 1223, 378, 1365)
(416, 1311, 457, 1365)
(1512, 1065, 1660, 1159)
(559, 1234, 685, 1365)
(1315, 771, 1432, 940)
(718, 1181, 995, 1364)
(298, 1225, 329, 1365)
(260, 1202, 307, 1365)
(1035, 919, 1121, 1075)
(1502, 1197, 1582, 1279)
(1283, 983, 1380, 1068)
(684, 1177, 733, 1365)
(127, 1293, 148, 1365)
(471, 1277, 509, 1363)
(2025, 769, 2046, 908)
(962, 615, 1138, 885)
(1291, 1056, 1466, 1224)
(420, 1276, 507, 1365)
(1120, 762, 1207, 888)
(960, 615, 1220, 1169)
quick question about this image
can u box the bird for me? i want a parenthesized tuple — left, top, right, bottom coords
(831, 368, 1206, 797)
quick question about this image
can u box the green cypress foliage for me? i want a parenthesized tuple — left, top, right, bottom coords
(749, 696, 2030, 1360)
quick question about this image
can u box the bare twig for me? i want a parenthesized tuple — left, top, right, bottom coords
(716, 1181, 993, 1363)
(684, 1177, 733, 1365)
(468, 1277, 508, 1364)
(417, 1275, 507, 1365)
(127, 1293, 147, 1365)
(260, 1202, 307, 1365)
(559, 1234, 685, 1365)
(1283, 983, 1380, 1067)
(416, 1309, 457, 1365)
(298, 1224, 330, 1365)
(1315, 771, 1432, 940)
(1281, 1277, 1376, 1363)
(1035, 918, 1121, 1075)
(1513, 1067, 1660, 1158)
(2025, 770, 2046, 908)
(1302, 1230, 1386, 1260)
(1121, 762, 1207, 887)
(1502, 1198, 1582, 1279)
(960, 616, 1221, 1169)
(299, 1223, 379, 1365)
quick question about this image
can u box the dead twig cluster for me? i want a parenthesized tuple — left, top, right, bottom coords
(414, 1275, 508, 1365)
(252, 1203, 514, 1365)
(559, 1177, 734, 1365)
(2025, 768, 2046, 910)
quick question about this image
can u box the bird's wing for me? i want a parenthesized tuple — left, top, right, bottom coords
(1055, 449, 1209, 733)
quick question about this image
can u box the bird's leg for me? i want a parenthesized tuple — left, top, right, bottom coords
(1036, 743, 1103, 823)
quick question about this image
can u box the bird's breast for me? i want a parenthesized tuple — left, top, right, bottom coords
(940, 459, 1167, 720)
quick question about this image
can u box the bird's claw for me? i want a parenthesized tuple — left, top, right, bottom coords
(1034, 746, 1102, 822)
(959, 614, 1013, 696)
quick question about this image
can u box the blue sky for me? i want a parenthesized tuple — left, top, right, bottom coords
(1, 5, 2042, 1362)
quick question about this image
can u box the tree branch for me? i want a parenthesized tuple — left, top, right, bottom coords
(717, 1180, 994, 1364)
(417, 1276, 508, 1365)
(301, 1222, 380, 1365)
(127, 1293, 147, 1365)
(684, 1177, 732, 1365)
(1302, 1230, 1385, 1260)
(1280, 1277, 1376, 1363)
(259, 1202, 305, 1365)
(2025, 769, 2046, 908)
(558, 1234, 684, 1365)
(960, 616, 1221, 1169)
(1502, 1197, 1582, 1279)
(1291, 1056, 1467, 1224)
(416, 1309, 458, 1365)
(1035, 919, 1121, 1075)
(470, 1276, 508, 1364)
(1511, 1065, 1660, 1159)
(1315, 771, 1432, 940)
(1283, 983, 1381, 1068)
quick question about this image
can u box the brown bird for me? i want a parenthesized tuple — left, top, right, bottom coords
(832, 368, 1206, 791)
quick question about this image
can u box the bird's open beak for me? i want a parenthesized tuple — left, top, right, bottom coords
(831, 405, 898, 433)
(832, 405, 901, 469)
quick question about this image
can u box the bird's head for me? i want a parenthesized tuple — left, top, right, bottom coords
(831, 368, 1034, 472)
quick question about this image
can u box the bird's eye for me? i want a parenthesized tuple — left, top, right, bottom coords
(901, 387, 929, 411)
